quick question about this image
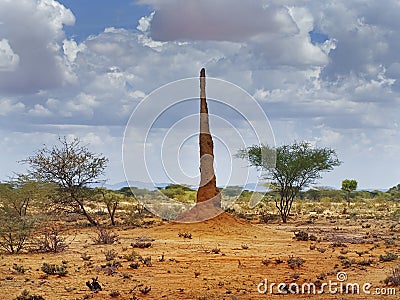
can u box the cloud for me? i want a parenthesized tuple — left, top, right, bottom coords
(0, 0, 75, 94)
(63, 39, 86, 63)
(139, 0, 298, 42)
(28, 104, 52, 117)
(0, 39, 19, 71)
(136, 1, 331, 68)
(1, 0, 400, 189)
(0, 98, 25, 116)
(308, 0, 400, 83)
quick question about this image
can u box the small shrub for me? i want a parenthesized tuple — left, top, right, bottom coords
(211, 247, 221, 254)
(131, 236, 154, 248)
(92, 227, 118, 245)
(287, 256, 305, 269)
(261, 258, 270, 265)
(131, 241, 151, 248)
(41, 263, 68, 276)
(109, 291, 120, 298)
(341, 258, 356, 268)
(141, 256, 152, 267)
(105, 250, 117, 261)
(358, 259, 374, 266)
(259, 212, 279, 223)
(241, 244, 249, 250)
(178, 232, 192, 239)
(331, 242, 347, 247)
(123, 250, 140, 261)
(32, 226, 68, 253)
(385, 238, 396, 248)
(14, 290, 44, 300)
(80, 253, 91, 261)
(140, 286, 151, 294)
(275, 258, 283, 264)
(12, 264, 26, 274)
(294, 231, 309, 241)
(129, 262, 139, 269)
(384, 264, 400, 286)
(356, 250, 368, 257)
(0, 216, 36, 254)
(309, 234, 318, 241)
(380, 252, 398, 262)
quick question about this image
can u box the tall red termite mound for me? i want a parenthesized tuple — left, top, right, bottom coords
(176, 68, 223, 223)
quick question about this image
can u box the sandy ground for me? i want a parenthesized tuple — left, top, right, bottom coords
(1, 212, 400, 300)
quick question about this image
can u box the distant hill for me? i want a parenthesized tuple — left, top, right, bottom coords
(100, 181, 169, 191)
(100, 181, 269, 192)
(96, 181, 388, 193)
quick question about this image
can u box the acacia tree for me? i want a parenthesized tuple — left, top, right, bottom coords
(341, 179, 357, 206)
(237, 141, 341, 223)
(23, 137, 108, 225)
(0, 178, 44, 253)
(94, 188, 123, 226)
(0, 175, 54, 217)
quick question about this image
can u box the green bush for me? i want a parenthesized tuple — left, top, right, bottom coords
(14, 290, 44, 300)
(41, 263, 68, 276)
(380, 252, 398, 262)
(294, 231, 309, 241)
(0, 214, 36, 254)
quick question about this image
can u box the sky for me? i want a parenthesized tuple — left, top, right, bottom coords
(0, 0, 400, 190)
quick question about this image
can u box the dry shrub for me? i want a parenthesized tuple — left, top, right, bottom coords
(384, 264, 400, 286)
(32, 226, 69, 253)
(41, 262, 68, 276)
(287, 256, 305, 269)
(92, 227, 118, 245)
(14, 290, 45, 300)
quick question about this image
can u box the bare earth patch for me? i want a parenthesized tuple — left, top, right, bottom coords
(1, 212, 400, 299)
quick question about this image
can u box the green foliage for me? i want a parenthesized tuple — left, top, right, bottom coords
(41, 262, 68, 276)
(13, 264, 26, 274)
(0, 175, 54, 218)
(342, 179, 358, 205)
(0, 176, 54, 254)
(159, 184, 196, 203)
(165, 184, 193, 191)
(237, 141, 341, 223)
(380, 252, 398, 262)
(221, 186, 242, 197)
(294, 231, 309, 241)
(0, 213, 36, 254)
(388, 184, 400, 201)
(22, 136, 108, 225)
(93, 188, 124, 225)
(14, 290, 45, 300)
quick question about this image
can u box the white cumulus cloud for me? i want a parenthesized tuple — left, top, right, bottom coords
(0, 39, 19, 71)
(0, 0, 75, 94)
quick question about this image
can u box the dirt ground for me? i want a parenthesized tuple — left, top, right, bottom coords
(1, 212, 400, 300)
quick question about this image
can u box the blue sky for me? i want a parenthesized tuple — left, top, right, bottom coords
(1, 0, 400, 190)
(58, 0, 152, 41)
